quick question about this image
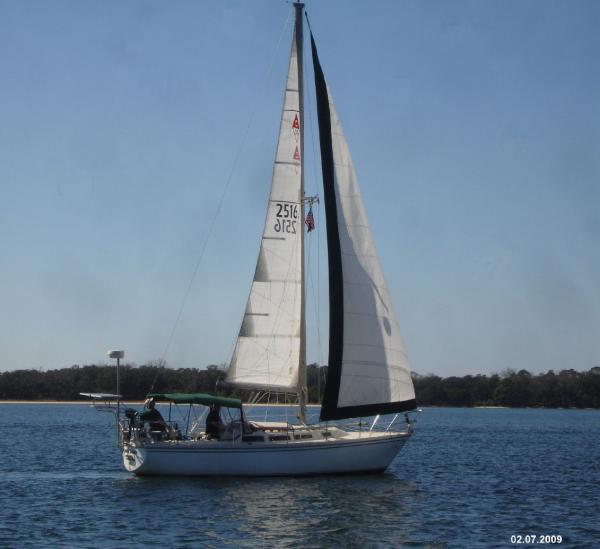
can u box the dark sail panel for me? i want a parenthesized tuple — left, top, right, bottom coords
(310, 31, 416, 421)
(310, 33, 345, 421)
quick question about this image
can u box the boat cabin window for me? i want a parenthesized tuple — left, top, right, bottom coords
(269, 435, 290, 442)
(242, 435, 265, 443)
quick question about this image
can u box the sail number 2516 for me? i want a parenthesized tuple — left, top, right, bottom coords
(274, 202, 298, 234)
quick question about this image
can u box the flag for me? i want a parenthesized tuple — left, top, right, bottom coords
(305, 208, 315, 232)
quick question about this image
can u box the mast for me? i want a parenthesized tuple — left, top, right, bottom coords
(295, 1, 307, 424)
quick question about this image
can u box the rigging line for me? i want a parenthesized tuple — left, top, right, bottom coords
(306, 204, 322, 365)
(304, 31, 321, 201)
(317, 203, 323, 366)
(302, 27, 319, 370)
(303, 35, 324, 369)
(159, 9, 293, 366)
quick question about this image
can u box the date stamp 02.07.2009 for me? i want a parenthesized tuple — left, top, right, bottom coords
(510, 534, 563, 545)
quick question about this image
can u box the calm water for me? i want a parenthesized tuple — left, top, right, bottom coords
(0, 405, 598, 548)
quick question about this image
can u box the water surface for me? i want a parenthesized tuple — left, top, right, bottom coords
(0, 405, 598, 548)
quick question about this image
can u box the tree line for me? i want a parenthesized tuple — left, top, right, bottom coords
(412, 368, 600, 408)
(0, 363, 599, 408)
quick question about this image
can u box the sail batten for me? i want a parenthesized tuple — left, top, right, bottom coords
(310, 32, 416, 421)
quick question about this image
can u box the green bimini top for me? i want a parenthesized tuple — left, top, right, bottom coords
(147, 392, 242, 409)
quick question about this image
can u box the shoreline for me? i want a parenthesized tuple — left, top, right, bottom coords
(0, 400, 321, 407)
(0, 401, 597, 410)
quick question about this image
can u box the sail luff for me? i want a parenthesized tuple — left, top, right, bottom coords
(310, 32, 416, 421)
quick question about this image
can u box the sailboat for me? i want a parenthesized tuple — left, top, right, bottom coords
(110, 2, 416, 476)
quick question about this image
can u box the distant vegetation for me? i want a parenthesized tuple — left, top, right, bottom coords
(0, 362, 325, 403)
(0, 363, 599, 408)
(412, 368, 600, 408)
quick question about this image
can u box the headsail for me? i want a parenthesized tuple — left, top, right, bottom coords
(310, 33, 416, 420)
(227, 26, 303, 392)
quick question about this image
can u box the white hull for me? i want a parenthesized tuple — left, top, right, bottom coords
(123, 429, 410, 477)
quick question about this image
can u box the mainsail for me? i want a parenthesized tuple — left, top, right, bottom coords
(227, 27, 303, 391)
(310, 34, 416, 420)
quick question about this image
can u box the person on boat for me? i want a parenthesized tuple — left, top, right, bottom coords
(205, 404, 223, 439)
(139, 398, 167, 432)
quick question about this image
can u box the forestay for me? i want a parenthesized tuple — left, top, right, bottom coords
(310, 34, 416, 420)
(227, 28, 303, 392)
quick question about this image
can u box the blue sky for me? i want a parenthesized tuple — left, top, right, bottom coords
(0, 0, 598, 376)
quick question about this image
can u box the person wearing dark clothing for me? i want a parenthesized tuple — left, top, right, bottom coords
(205, 405, 222, 439)
(139, 398, 167, 431)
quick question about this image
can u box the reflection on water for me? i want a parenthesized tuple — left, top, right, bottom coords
(0, 405, 599, 547)
(114, 470, 420, 547)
